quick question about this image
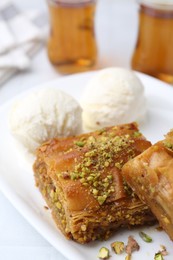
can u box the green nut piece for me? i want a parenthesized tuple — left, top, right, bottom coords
(139, 231, 153, 243)
(154, 252, 164, 260)
(98, 247, 110, 259)
(74, 141, 85, 147)
(111, 241, 124, 254)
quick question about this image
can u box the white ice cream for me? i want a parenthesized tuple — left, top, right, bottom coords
(81, 67, 146, 132)
(10, 88, 82, 153)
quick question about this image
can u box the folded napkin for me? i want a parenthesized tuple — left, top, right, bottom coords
(0, 0, 48, 86)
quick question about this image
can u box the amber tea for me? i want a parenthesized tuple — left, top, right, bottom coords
(47, 0, 97, 74)
(131, 3, 173, 84)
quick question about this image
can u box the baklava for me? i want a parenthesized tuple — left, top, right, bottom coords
(122, 130, 173, 240)
(33, 123, 155, 244)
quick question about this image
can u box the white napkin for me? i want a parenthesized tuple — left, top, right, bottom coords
(0, 0, 48, 86)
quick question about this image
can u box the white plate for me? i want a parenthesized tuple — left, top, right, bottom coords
(0, 71, 173, 260)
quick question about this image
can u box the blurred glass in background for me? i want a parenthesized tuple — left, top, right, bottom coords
(47, 0, 97, 74)
(131, 0, 173, 84)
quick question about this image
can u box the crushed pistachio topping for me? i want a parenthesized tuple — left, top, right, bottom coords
(163, 141, 173, 151)
(98, 247, 110, 259)
(115, 160, 124, 170)
(154, 252, 164, 260)
(74, 140, 85, 147)
(139, 231, 152, 243)
(133, 131, 142, 137)
(97, 128, 106, 135)
(69, 131, 136, 205)
(111, 241, 124, 254)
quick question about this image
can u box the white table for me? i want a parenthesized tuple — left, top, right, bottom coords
(0, 0, 138, 259)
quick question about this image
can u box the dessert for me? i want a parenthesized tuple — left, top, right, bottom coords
(9, 88, 82, 153)
(81, 67, 146, 132)
(122, 129, 173, 240)
(33, 123, 155, 244)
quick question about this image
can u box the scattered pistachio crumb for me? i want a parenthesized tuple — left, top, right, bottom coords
(111, 241, 124, 254)
(98, 247, 110, 259)
(115, 162, 122, 169)
(133, 131, 141, 137)
(92, 188, 99, 195)
(154, 252, 164, 260)
(98, 195, 107, 205)
(70, 129, 139, 205)
(74, 141, 85, 147)
(139, 231, 152, 243)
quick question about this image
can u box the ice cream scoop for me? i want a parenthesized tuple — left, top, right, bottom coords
(10, 88, 82, 153)
(81, 67, 146, 132)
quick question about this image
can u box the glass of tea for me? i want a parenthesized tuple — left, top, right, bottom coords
(131, 0, 173, 84)
(47, 0, 97, 74)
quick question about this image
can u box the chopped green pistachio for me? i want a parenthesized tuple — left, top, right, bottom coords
(107, 175, 113, 181)
(70, 129, 139, 205)
(164, 141, 173, 151)
(93, 181, 98, 187)
(115, 162, 122, 169)
(154, 252, 164, 260)
(74, 141, 85, 147)
(98, 247, 110, 259)
(133, 131, 141, 137)
(98, 195, 107, 205)
(85, 160, 92, 167)
(71, 172, 78, 180)
(87, 176, 94, 181)
(111, 241, 124, 254)
(139, 231, 152, 243)
(83, 182, 89, 187)
(80, 178, 86, 183)
(103, 182, 109, 188)
(92, 188, 99, 195)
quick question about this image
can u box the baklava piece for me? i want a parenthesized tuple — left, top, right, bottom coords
(122, 130, 173, 240)
(33, 123, 155, 244)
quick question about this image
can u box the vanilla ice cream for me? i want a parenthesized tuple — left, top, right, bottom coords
(10, 88, 82, 153)
(81, 67, 146, 132)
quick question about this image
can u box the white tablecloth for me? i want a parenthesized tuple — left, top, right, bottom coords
(0, 0, 138, 259)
